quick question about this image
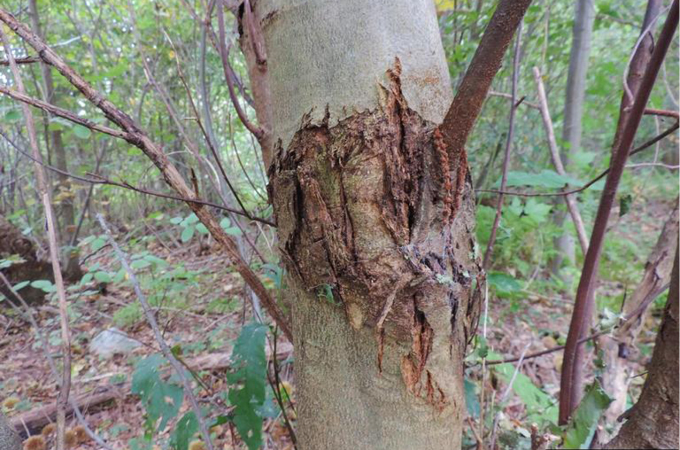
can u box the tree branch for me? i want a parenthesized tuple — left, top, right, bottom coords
(533, 66, 589, 254)
(441, 0, 533, 162)
(559, 1, 678, 424)
(0, 7, 292, 342)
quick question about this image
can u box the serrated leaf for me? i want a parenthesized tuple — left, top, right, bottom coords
(228, 322, 268, 450)
(73, 124, 92, 139)
(563, 383, 612, 449)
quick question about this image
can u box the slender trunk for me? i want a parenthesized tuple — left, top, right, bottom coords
(28, 0, 81, 281)
(551, 0, 594, 277)
(259, 1, 481, 448)
(599, 200, 678, 427)
(604, 243, 679, 449)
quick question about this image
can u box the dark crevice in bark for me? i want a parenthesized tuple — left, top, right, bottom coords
(269, 63, 482, 408)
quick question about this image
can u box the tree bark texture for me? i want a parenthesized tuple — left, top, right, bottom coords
(258, 0, 482, 448)
(599, 200, 678, 426)
(604, 243, 679, 449)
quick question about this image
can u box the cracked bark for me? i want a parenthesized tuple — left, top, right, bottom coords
(257, 0, 482, 447)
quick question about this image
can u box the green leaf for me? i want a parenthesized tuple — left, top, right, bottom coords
(94, 271, 112, 283)
(30, 279, 56, 293)
(490, 350, 558, 425)
(495, 170, 582, 189)
(223, 226, 243, 236)
(563, 383, 612, 449)
(4, 110, 21, 122)
(228, 322, 268, 450)
(181, 226, 195, 243)
(219, 217, 231, 229)
(73, 125, 92, 139)
(619, 194, 632, 217)
(196, 223, 209, 234)
(464, 378, 480, 418)
(91, 237, 107, 252)
(487, 272, 522, 293)
(170, 411, 198, 450)
(130, 259, 151, 270)
(131, 354, 184, 431)
(13, 281, 30, 291)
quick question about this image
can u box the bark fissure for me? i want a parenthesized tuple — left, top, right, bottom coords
(270, 63, 481, 415)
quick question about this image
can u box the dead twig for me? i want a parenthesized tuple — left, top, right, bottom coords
(0, 27, 72, 450)
(97, 214, 216, 450)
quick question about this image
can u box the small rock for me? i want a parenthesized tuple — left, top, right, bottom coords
(89, 328, 141, 359)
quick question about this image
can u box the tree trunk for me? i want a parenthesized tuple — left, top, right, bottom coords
(257, 1, 482, 448)
(28, 0, 81, 282)
(599, 200, 678, 427)
(551, 0, 595, 277)
(604, 243, 679, 449)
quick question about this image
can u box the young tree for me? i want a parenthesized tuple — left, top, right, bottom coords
(551, 0, 595, 277)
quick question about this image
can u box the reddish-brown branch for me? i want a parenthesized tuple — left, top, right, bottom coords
(559, 1, 678, 424)
(644, 107, 680, 119)
(0, 8, 292, 342)
(216, 1, 264, 140)
(440, 0, 533, 164)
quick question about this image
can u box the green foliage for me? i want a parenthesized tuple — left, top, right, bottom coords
(563, 383, 612, 449)
(131, 354, 184, 434)
(489, 351, 558, 426)
(170, 412, 199, 450)
(227, 322, 268, 450)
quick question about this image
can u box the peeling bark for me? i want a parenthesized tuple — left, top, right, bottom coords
(269, 62, 481, 449)
(604, 244, 679, 450)
(599, 200, 679, 427)
(257, 1, 483, 446)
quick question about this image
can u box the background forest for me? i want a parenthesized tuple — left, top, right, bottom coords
(0, 0, 678, 449)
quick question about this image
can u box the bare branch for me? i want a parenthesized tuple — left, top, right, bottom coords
(97, 214, 216, 450)
(559, 1, 678, 424)
(0, 7, 292, 341)
(0, 26, 72, 450)
(482, 22, 523, 270)
(533, 67, 589, 254)
(441, 0, 533, 162)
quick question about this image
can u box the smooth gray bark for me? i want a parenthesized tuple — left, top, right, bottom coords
(551, 0, 595, 276)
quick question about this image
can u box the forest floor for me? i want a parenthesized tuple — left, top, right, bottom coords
(0, 195, 673, 450)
